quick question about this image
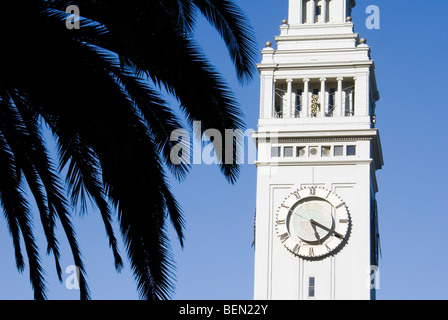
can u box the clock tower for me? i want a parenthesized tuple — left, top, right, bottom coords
(253, 0, 383, 300)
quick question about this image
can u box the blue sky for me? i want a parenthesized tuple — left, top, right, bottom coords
(1, 0, 447, 300)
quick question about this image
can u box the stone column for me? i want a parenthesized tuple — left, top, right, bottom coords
(321, 0, 327, 23)
(303, 78, 310, 117)
(337, 77, 344, 117)
(309, 0, 316, 23)
(286, 78, 293, 118)
(289, 0, 303, 24)
(320, 77, 326, 117)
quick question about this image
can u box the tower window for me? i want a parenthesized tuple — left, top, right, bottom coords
(284, 147, 294, 157)
(271, 147, 281, 158)
(347, 145, 357, 156)
(308, 277, 316, 298)
(297, 147, 306, 157)
(334, 146, 344, 156)
(322, 146, 331, 157)
(316, 6, 322, 16)
(309, 146, 319, 157)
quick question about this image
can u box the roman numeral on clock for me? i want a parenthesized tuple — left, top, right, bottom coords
(279, 233, 290, 243)
(309, 248, 314, 257)
(335, 202, 345, 209)
(292, 244, 301, 255)
(276, 219, 286, 225)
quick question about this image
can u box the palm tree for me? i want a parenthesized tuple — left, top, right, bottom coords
(0, 0, 257, 300)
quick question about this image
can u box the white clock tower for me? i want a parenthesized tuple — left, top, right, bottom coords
(253, 0, 383, 300)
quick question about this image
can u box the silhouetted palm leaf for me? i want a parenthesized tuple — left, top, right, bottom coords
(0, 0, 256, 299)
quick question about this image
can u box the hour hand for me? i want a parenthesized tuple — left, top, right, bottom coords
(311, 223, 322, 244)
(310, 219, 344, 240)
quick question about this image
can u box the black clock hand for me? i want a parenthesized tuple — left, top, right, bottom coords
(310, 219, 344, 240)
(311, 223, 322, 244)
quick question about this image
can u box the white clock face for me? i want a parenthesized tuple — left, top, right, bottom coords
(291, 199, 333, 243)
(276, 187, 351, 260)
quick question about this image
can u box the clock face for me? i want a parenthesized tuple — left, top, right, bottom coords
(275, 187, 351, 260)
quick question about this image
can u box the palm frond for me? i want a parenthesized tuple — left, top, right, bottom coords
(0, 91, 63, 280)
(192, 0, 258, 84)
(0, 0, 257, 300)
(0, 108, 46, 299)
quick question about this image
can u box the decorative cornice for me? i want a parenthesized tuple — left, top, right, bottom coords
(275, 33, 358, 42)
(257, 136, 373, 143)
(255, 159, 373, 167)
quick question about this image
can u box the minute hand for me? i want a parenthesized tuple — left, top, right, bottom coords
(309, 219, 345, 240)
